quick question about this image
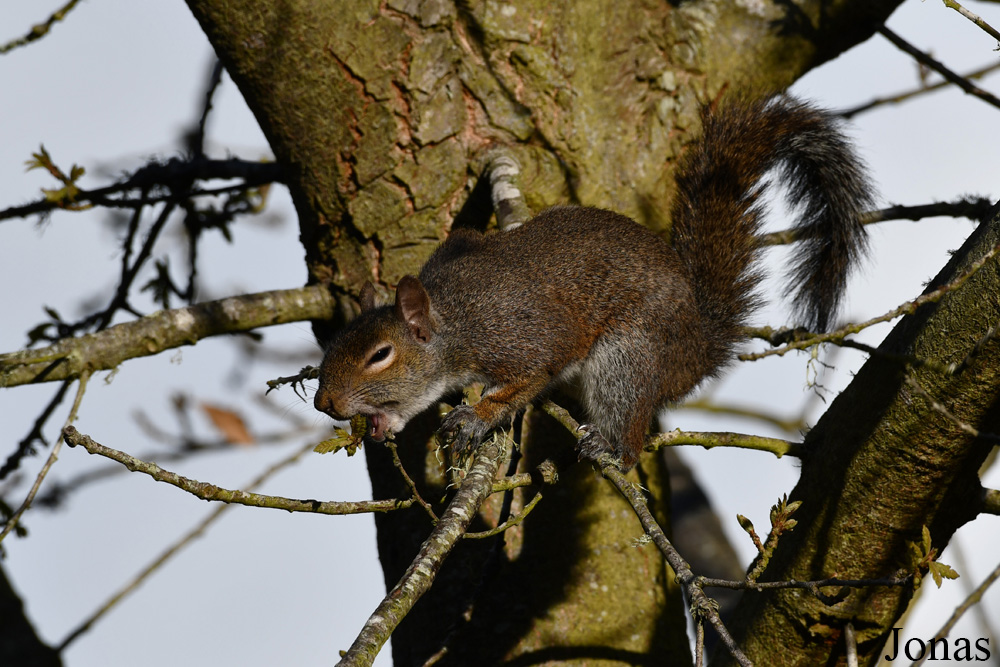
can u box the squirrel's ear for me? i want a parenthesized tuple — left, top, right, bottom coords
(359, 282, 378, 312)
(394, 275, 434, 343)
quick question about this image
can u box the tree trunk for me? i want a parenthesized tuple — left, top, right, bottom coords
(183, 1, 905, 664)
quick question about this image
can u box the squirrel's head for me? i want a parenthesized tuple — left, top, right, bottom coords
(314, 276, 444, 441)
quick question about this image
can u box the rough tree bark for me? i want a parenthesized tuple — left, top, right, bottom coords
(175, 2, 957, 665)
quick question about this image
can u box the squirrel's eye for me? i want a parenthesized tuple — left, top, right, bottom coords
(367, 345, 392, 367)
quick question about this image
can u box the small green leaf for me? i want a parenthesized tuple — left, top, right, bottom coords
(313, 427, 362, 456)
(25, 145, 52, 172)
(928, 561, 959, 588)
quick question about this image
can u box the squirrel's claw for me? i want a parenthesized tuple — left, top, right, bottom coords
(576, 424, 623, 467)
(440, 404, 491, 453)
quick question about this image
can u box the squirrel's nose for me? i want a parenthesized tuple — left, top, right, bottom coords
(314, 389, 341, 419)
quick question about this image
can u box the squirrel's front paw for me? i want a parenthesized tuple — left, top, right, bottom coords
(439, 405, 492, 453)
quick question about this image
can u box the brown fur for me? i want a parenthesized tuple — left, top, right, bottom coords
(314, 95, 874, 470)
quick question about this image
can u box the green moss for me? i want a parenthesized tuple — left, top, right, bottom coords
(394, 140, 466, 210)
(380, 241, 440, 284)
(408, 31, 460, 93)
(412, 76, 467, 144)
(347, 179, 410, 237)
(459, 61, 533, 140)
(355, 103, 404, 186)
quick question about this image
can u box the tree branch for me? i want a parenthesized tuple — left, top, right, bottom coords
(741, 240, 1000, 361)
(878, 25, 1000, 111)
(761, 198, 993, 247)
(62, 426, 412, 515)
(58, 440, 315, 651)
(0, 372, 90, 543)
(941, 0, 1000, 43)
(0, 0, 82, 55)
(0, 157, 283, 222)
(647, 429, 803, 459)
(0, 286, 336, 387)
(839, 63, 1000, 118)
(539, 401, 751, 667)
(336, 437, 507, 666)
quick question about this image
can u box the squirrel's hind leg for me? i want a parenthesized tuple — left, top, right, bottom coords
(578, 332, 661, 471)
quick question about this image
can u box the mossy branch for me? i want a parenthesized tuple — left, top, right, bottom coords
(648, 429, 803, 459)
(0, 0, 83, 55)
(1, 286, 336, 387)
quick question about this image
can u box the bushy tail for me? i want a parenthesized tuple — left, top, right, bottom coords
(670, 95, 874, 364)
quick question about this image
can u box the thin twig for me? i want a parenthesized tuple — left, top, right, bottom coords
(942, 0, 1000, 42)
(540, 401, 752, 667)
(386, 439, 438, 523)
(191, 59, 225, 157)
(463, 490, 543, 539)
(58, 440, 315, 651)
(336, 437, 508, 666)
(0, 0, 83, 55)
(0, 380, 71, 480)
(839, 63, 1000, 118)
(63, 427, 412, 515)
(0, 158, 283, 222)
(741, 241, 1000, 362)
(697, 575, 910, 591)
(646, 429, 803, 459)
(679, 397, 808, 434)
(760, 198, 993, 246)
(910, 557, 1000, 667)
(879, 25, 1000, 111)
(0, 371, 90, 543)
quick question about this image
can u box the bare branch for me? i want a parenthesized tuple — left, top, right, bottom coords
(984, 488, 1000, 515)
(62, 426, 412, 515)
(741, 241, 1000, 362)
(760, 197, 993, 247)
(58, 440, 315, 651)
(0, 157, 284, 222)
(385, 439, 438, 524)
(336, 437, 508, 666)
(0, 371, 90, 543)
(0, 0, 83, 55)
(839, 63, 1000, 118)
(942, 0, 1000, 43)
(463, 490, 543, 539)
(540, 401, 752, 667)
(878, 26, 1000, 111)
(679, 397, 808, 434)
(647, 429, 803, 459)
(0, 286, 336, 387)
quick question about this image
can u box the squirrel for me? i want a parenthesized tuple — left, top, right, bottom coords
(313, 95, 875, 471)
